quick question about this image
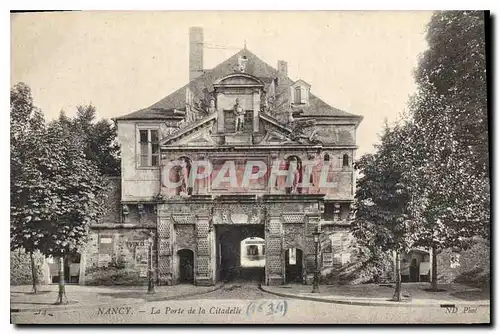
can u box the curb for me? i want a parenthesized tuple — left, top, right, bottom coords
(11, 283, 226, 314)
(259, 286, 491, 308)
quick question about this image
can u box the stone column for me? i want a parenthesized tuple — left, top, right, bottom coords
(265, 213, 284, 285)
(157, 216, 173, 285)
(195, 215, 213, 286)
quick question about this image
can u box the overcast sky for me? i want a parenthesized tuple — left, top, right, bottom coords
(11, 11, 433, 156)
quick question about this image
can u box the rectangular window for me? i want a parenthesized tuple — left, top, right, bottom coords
(139, 129, 160, 167)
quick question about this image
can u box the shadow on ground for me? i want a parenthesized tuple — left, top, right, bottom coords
(11, 291, 51, 295)
(12, 300, 78, 306)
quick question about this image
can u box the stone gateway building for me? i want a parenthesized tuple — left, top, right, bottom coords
(80, 27, 363, 286)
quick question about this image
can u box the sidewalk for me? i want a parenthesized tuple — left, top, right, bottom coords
(260, 282, 490, 307)
(11, 283, 224, 313)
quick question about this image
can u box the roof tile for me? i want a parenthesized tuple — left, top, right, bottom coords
(116, 49, 360, 120)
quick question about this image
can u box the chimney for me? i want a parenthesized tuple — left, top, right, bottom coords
(277, 60, 288, 78)
(189, 27, 204, 81)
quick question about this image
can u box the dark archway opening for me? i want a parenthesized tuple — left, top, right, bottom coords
(216, 224, 265, 282)
(285, 248, 303, 284)
(409, 258, 419, 282)
(178, 249, 194, 284)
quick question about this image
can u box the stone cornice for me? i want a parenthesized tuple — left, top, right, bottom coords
(161, 144, 357, 151)
(90, 223, 156, 229)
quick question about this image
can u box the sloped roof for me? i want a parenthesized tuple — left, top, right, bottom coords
(116, 48, 360, 120)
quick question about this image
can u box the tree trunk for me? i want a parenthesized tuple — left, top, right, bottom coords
(30, 251, 38, 294)
(430, 244, 438, 291)
(54, 256, 68, 305)
(392, 252, 402, 302)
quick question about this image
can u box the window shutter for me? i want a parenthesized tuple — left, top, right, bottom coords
(301, 86, 308, 104)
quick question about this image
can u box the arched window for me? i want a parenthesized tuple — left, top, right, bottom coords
(324, 153, 330, 162)
(342, 154, 349, 167)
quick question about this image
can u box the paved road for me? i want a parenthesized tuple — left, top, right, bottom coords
(180, 282, 280, 300)
(11, 283, 490, 324)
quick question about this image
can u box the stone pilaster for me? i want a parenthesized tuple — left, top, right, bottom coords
(305, 215, 320, 284)
(157, 216, 173, 285)
(195, 215, 213, 286)
(265, 214, 284, 285)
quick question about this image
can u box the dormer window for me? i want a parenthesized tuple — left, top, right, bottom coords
(290, 79, 310, 105)
(294, 86, 301, 104)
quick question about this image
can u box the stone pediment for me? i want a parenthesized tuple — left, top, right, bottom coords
(176, 131, 216, 146)
(160, 109, 320, 147)
(160, 113, 217, 146)
(213, 73, 264, 88)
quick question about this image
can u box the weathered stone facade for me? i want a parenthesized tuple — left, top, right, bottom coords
(81, 27, 363, 286)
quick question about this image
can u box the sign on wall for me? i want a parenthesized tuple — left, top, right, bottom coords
(98, 234, 114, 254)
(322, 253, 333, 267)
(135, 245, 149, 277)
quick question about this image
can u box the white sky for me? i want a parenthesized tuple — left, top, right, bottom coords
(11, 11, 433, 156)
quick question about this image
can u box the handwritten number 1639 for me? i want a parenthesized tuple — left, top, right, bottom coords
(246, 301, 288, 316)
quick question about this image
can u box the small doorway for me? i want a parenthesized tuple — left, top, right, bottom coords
(409, 258, 419, 282)
(285, 248, 303, 284)
(178, 249, 194, 284)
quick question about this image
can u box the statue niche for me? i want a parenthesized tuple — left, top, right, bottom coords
(233, 98, 246, 133)
(285, 156, 303, 195)
(174, 157, 193, 197)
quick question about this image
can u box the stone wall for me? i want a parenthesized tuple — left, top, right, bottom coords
(101, 177, 121, 224)
(82, 228, 156, 285)
(317, 225, 358, 284)
(436, 238, 490, 288)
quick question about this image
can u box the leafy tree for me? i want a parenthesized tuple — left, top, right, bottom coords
(403, 83, 489, 291)
(415, 11, 488, 176)
(59, 105, 120, 176)
(10, 83, 52, 293)
(352, 122, 412, 301)
(11, 83, 108, 303)
(402, 11, 490, 291)
(40, 120, 106, 304)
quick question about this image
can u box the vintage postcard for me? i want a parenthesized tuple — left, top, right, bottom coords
(10, 10, 490, 324)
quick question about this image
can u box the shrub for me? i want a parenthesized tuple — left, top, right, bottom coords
(10, 249, 47, 285)
(321, 247, 393, 285)
(84, 260, 147, 286)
